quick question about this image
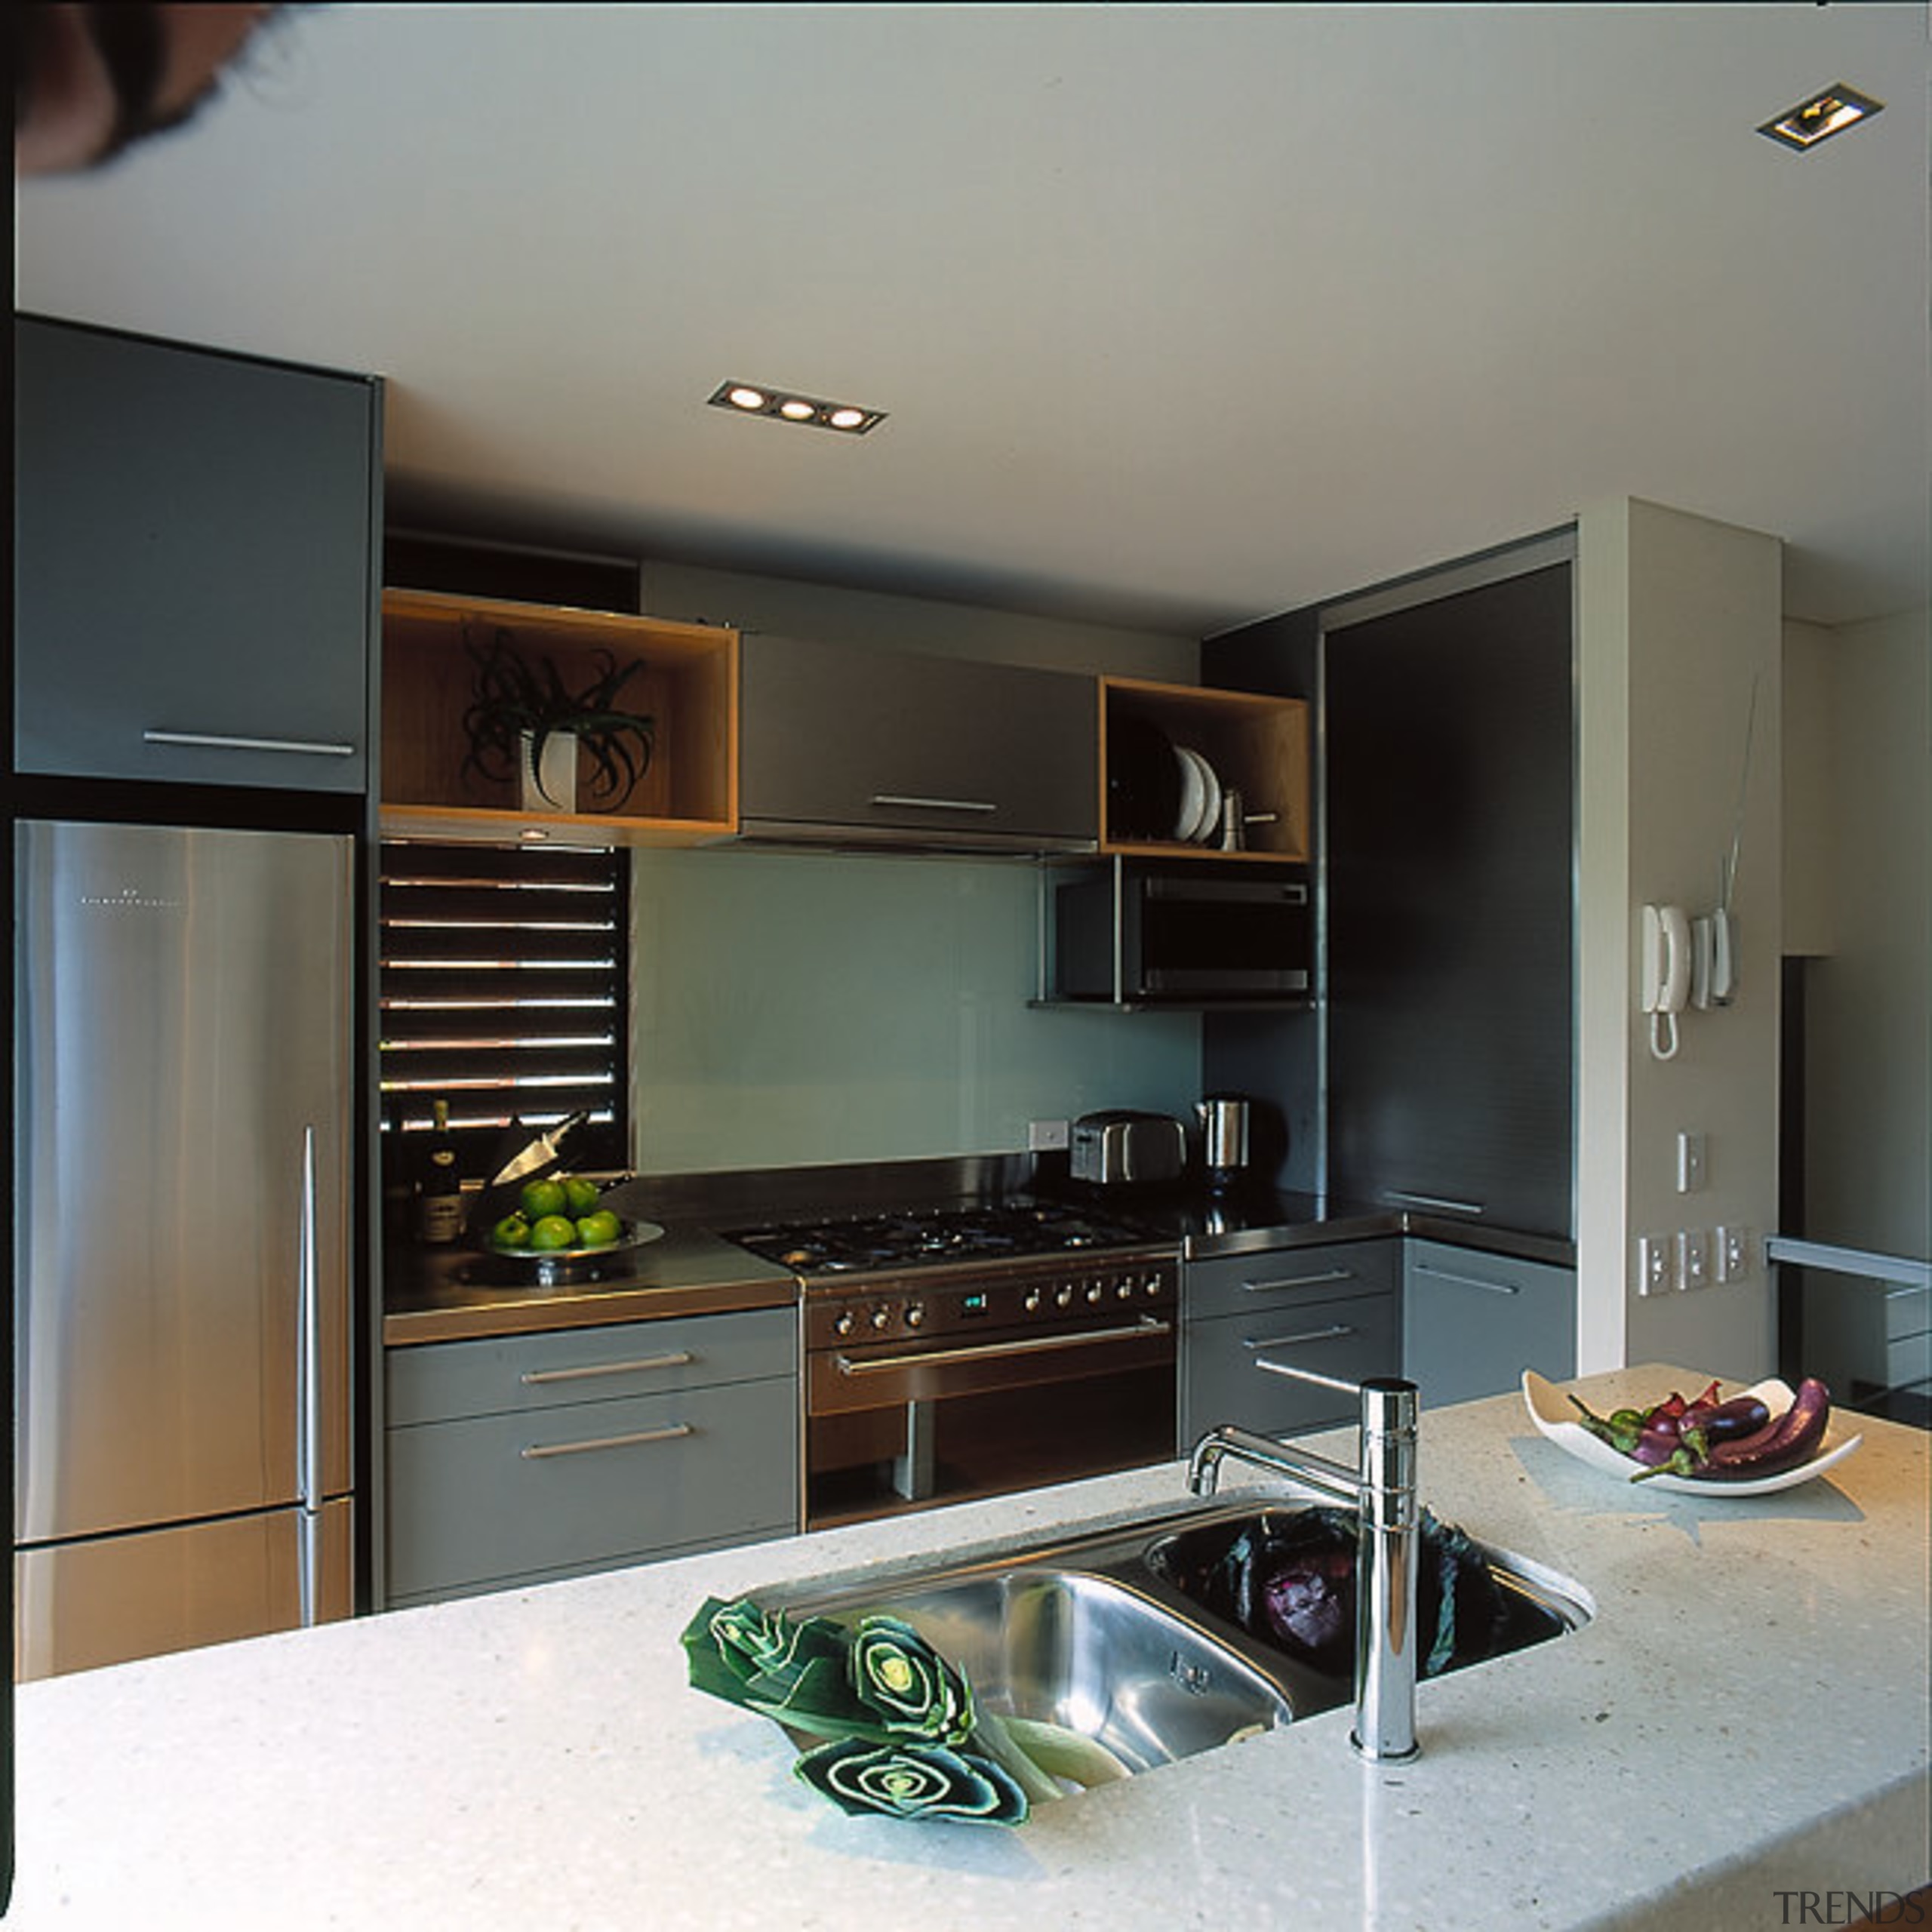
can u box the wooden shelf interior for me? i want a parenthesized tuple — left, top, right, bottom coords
(1100, 676, 1310, 861)
(380, 591, 737, 841)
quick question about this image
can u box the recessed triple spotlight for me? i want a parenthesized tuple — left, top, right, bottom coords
(1757, 82, 1883, 152)
(707, 381, 886, 436)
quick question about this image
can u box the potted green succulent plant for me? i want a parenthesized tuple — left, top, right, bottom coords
(459, 622, 654, 813)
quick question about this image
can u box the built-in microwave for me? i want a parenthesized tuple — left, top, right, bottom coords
(1054, 860, 1312, 1004)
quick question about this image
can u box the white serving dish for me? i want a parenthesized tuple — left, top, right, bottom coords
(1521, 1369, 1863, 1497)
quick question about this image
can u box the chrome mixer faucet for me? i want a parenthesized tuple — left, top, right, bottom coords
(1187, 1373, 1421, 1762)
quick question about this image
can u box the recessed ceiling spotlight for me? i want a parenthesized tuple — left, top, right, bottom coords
(706, 381, 887, 435)
(1758, 82, 1883, 152)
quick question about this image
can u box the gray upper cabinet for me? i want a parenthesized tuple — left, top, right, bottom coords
(1324, 548, 1575, 1238)
(738, 633, 1097, 851)
(14, 317, 380, 792)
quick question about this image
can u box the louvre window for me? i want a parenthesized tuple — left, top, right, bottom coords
(377, 840, 630, 1176)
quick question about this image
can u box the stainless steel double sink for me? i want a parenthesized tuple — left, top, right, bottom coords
(761, 1498, 1592, 1779)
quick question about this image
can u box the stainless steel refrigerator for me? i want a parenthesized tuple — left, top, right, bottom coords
(14, 820, 355, 1678)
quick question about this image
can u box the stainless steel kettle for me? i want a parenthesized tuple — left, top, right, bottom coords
(1195, 1095, 1253, 1191)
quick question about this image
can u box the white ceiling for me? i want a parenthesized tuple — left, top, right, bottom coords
(15, 3, 1930, 638)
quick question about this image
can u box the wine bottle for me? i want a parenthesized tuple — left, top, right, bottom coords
(415, 1098, 463, 1245)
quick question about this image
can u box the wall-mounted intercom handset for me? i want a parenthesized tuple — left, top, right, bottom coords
(1641, 903, 1690, 1060)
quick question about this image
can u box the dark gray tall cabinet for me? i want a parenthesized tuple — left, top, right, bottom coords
(1324, 549, 1575, 1238)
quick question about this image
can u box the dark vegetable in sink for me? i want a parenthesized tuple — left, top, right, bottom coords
(1152, 1507, 1562, 1679)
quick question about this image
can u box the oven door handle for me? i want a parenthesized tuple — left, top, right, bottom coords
(835, 1317, 1172, 1377)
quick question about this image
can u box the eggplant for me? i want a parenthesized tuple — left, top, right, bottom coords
(1696, 1379, 1832, 1481)
(1679, 1393, 1772, 1444)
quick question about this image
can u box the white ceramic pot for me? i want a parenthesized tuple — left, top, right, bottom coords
(520, 730, 578, 813)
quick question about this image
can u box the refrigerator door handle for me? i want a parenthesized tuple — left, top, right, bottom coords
(297, 1124, 323, 1627)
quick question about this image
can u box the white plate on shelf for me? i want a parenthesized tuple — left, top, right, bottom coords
(1172, 745, 1211, 842)
(1521, 1369, 1863, 1497)
(1189, 749, 1223, 844)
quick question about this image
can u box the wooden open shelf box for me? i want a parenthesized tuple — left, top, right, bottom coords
(1099, 675, 1311, 863)
(379, 589, 738, 848)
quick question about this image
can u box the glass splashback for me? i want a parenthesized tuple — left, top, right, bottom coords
(629, 847, 1198, 1174)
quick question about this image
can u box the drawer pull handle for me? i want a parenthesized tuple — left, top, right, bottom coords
(143, 728, 357, 758)
(838, 1318, 1170, 1377)
(1241, 1269, 1355, 1295)
(870, 793, 1000, 815)
(1413, 1264, 1521, 1297)
(521, 1422, 694, 1460)
(1244, 1324, 1358, 1352)
(520, 1350, 696, 1386)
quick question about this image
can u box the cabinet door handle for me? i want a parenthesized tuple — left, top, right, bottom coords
(869, 793, 999, 814)
(521, 1422, 694, 1460)
(1412, 1263, 1521, 1297)
(1240, 1268, 1355, 1295)
(1244, 1324, 1358, 1352)
(1385, 1189, 1485, 1216)
(143, 728, 358, 758)
(520, 1350, 695, 1386)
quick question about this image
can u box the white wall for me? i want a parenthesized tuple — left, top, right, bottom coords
(1577, 498, 1783, 1379)
(641, 559, 1198, 681)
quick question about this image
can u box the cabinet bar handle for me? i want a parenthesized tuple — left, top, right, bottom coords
(1244, 1324, 1358, 1352)
(869, 793, 999, 814)
(1241, 1268, 1355, 1294)
(143, 728, 357, 758)
(1413, 1263, 1521, 1297)
(1385, 1189, 1485, 1216)
(837, 1318, 1170, 1376)
(521, 1422, 694, 1460)
(520, 1350, 695, 1386)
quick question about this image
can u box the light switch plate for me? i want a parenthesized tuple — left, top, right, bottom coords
(1028, 1118, 1069, 1152)
(1676, 1131, 1707, 1192)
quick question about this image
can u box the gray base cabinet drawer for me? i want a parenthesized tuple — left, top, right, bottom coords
(386, 1308, 795, 1426)
(386, 1374, 797, 1603)
(1401, 1239, 1574, 1408)
(1186, 1238, 1399, 1325)
(383, 1309, 799, 1605)
(1184, 1291, 1399, 1443)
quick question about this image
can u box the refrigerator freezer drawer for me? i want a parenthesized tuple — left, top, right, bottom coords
(15, 1500, 353, 1681)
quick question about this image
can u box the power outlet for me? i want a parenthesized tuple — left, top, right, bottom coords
(1676, 1229, 1712, 1291)
(1028, 1118, 1069, 1153)
(1637, 1235, 1672, 1297)
(1715, 1225, 1752, 1284)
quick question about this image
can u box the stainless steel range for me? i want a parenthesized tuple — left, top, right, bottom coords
(726, 1198, 1180, 1529)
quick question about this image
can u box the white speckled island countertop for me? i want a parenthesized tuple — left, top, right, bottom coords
(10, 1366, 1928, 1929)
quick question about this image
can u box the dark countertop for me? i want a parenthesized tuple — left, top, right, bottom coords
(381, 1167, 1574, 1346)
(1075, 1182, 1577, 1268)
(381, 1223, 797, 1346)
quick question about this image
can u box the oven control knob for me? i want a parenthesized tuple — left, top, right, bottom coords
(905, 1303, 927, 1329)
(1023, 1288, 1042, 1313)
(1145, 1274, 1164, 1299)
(1116, 1277, 1134, 1300)
(1055, 1284, 1075, 1309)
(833, 1311, 857, 1339)
(1085, 1281, 1104, 1305)
(870, 1304, 892, 1332)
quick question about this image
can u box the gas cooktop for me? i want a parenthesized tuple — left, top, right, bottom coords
(724, 1196, 1162, 1278)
